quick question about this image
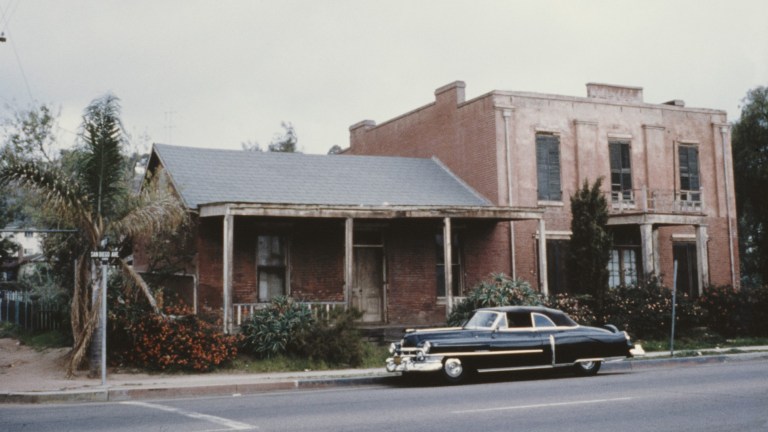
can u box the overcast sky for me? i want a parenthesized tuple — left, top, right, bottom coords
(1, 0, 766, 155)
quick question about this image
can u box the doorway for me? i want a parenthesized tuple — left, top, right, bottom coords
(673, 242, 699, 298)
(351, 230, 385, 322)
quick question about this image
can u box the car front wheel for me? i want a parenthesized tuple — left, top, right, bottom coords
(442, 358, 469, 384)
(573, 360, 602, 376)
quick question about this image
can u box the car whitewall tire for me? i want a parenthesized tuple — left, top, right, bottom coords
(442, 358, 467, 384)
(573, 360, 602, 376)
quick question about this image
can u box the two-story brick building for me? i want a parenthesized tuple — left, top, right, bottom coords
(347, 81, 739, 299)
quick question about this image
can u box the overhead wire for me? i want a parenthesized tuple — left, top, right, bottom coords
(0, 0, 35, 103)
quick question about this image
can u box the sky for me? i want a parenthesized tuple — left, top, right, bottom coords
(1, 0, 766, 156)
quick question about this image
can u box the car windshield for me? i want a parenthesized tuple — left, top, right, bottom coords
(464, 311, 501, 329)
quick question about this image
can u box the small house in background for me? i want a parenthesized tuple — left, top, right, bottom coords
(135, 144, 542, 332)
(347, 81, 739, 298)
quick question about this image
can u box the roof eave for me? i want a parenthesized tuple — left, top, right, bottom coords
(199, 202, 542, 220)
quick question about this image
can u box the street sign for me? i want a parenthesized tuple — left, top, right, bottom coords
(90, 251, 119, 259)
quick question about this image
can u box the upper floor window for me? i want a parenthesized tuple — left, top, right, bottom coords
(678, 145, 701, 202)
(536, 133, 562, 201)
(609, 140, 633, 202)
(257, 235, 287, 302)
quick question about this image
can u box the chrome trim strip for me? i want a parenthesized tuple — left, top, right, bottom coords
(478, 365, 554, 373)
(433, 349, 543, 357)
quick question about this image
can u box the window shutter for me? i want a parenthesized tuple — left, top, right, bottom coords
(537, 134, 561, 201)
(537, 136, 550, 200)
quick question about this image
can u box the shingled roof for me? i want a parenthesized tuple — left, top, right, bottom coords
(151, 144, 491, 209)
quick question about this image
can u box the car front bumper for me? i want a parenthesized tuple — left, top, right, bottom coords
(385, 354, 444, 373)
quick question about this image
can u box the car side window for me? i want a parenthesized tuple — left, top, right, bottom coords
(533, 313, 556, 328)
(507, 312, 533, 328)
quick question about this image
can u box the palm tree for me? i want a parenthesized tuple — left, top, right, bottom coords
(0, 94, 186, 375)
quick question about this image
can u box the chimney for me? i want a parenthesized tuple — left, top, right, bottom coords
(435, 81, 466, 106)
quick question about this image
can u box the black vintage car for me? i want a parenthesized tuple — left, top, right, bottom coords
(386, 306, 643, 383)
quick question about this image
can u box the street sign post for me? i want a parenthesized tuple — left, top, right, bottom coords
(90, 250, 118, 386)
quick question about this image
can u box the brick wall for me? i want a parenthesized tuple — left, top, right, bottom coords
(349, 82, 740, 294)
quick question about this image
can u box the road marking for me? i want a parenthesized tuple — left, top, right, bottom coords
(453, 397, 634, 414)
(121, 401, 256, 430)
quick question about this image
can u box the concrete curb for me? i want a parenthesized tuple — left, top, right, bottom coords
(2, 351, 765, 404)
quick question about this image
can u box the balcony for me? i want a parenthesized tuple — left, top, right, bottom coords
(607, 187, 704, 215)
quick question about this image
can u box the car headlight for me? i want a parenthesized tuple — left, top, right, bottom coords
(422, 341, 431, 354)
(389, 343, 397, 355)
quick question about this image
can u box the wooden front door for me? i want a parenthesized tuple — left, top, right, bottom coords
(352, 247, 384, 322)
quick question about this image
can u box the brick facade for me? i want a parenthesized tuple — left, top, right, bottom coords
(348, 81, 740, 294)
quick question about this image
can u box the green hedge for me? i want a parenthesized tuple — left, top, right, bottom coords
(238, 296, 365, 368)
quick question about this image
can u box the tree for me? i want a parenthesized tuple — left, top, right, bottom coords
(241, 140, 263, 152)
(567, 178, 612, 313)
(1, 103, 59, 164)
(733, 86, 768, 285)
(0, 94, 187, 375)
(267, 121, 298, 153)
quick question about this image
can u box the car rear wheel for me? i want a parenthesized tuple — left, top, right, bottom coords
(442, 358, 469, 384)
(573, 360, 602, 376)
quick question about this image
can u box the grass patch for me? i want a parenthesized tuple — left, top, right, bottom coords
(638, 335, 768, 353)
(224, 341, 390, 374)
(0, 322, 71, 350)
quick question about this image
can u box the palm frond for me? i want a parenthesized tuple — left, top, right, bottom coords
(0, 160, 99, 243)
(76, 93, 127, 219)
(109, 168, 188, 240)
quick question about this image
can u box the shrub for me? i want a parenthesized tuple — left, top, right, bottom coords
(109, 298, 239, 372)
(238, 297, 367, 367)
(294, 308, 365, 367)
(697, 284, 755, 337)
(545, 294, 597, 326)
(602, 276, 700, 340)
(745, 285, 768, 336)
(238, 296, 314, 358)
(448, 274, 544, 326)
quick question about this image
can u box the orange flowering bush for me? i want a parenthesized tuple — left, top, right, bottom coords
(109, 299, 239, 372)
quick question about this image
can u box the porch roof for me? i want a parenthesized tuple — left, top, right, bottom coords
(151, 144, 541, 220)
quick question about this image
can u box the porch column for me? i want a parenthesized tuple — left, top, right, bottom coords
(222, 211, 234, 334)
(443, 217, 453, 318)
(696, 225, 709, 294)
(640, 223, 656, 277)
(344, 218, 353, 311)
(538, 218, 548, 296)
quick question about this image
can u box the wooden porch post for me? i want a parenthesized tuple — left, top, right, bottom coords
(222, 210, 234, 334)
(640, 223, 656, 277)
(444, 217, 453, 318)
(344, 218, 353, 311)
(538, 218, 548, 296)
(696, 225, 709, 295)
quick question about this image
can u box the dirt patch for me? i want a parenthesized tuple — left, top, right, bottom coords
(0, 337, 88, 392)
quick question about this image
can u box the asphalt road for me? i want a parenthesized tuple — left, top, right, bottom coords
(2, 359, 766, 432)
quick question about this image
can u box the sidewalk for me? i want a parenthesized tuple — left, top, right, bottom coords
(2, 347, 766, 404)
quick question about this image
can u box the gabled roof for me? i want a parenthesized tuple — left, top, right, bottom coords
(151, 144, 491, 210)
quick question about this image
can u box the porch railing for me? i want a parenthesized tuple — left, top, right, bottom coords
(606, 187, 704, 214)
(233, 301, 347, 326)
